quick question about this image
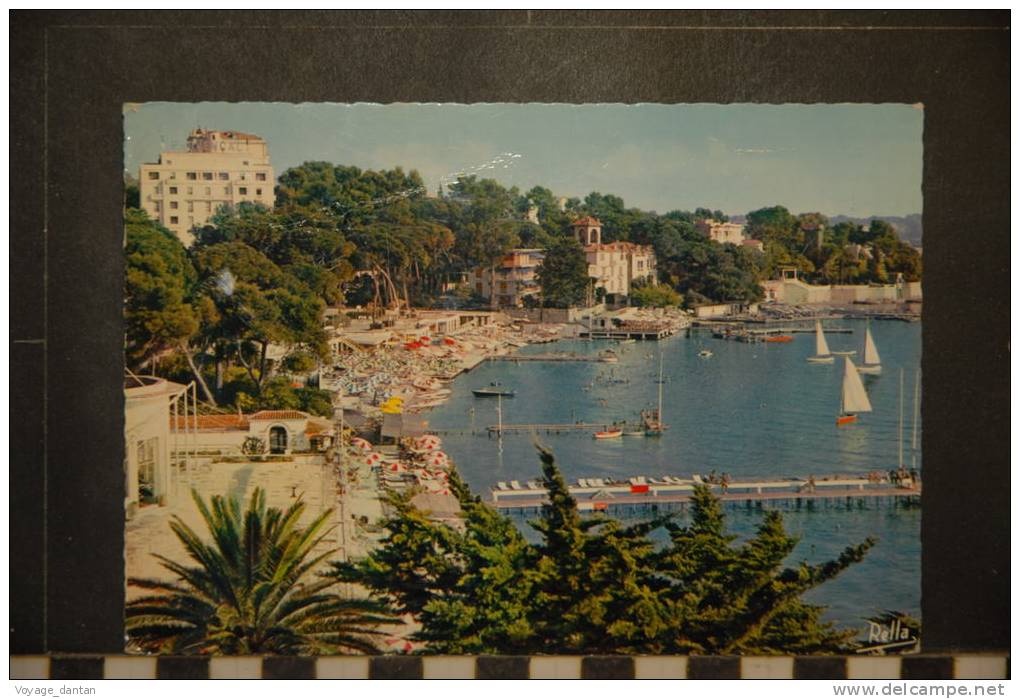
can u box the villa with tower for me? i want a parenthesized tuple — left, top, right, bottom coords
(472, 215, 657, 308)
(571, 216, 657, 304)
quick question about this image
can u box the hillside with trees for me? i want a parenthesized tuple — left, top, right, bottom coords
(126, 161, 921, 415)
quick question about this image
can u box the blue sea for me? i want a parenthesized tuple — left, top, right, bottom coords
(425, 319, 922, 632)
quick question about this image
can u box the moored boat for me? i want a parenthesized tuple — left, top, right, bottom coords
(594, 428, 623, 439)
(473, 381, 515, 397)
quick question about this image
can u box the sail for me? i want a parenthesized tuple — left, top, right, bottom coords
(842, 358, 873, 413)
(863, 327, 881, 366)
(815, 320, 831, 356)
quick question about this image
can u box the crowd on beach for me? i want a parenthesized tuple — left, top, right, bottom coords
(319, 319, 569, 421)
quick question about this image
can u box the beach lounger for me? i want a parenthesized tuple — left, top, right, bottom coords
(497, 482, 508, 490)
(511, 480, 523, 490)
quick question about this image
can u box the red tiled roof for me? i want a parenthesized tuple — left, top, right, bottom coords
(249, 410, 309, 421)
(584, 241, 653, 253)
(571, 216, 602, 227)
(171, 414, 249, 431)
(212, 130, 262, 140)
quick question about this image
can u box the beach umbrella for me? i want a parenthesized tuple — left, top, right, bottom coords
(365, 452, 383, 465)
(350, 437, 372, 450)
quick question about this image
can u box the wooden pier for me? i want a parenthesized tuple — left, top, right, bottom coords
(580, 327, 678, 340)
(490, 352, 616, 363)
(491, 477, 920, 512)
(485, 422, 625, 435)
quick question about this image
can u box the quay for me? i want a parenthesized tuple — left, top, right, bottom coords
(490, 352, 617, 363)
(491, 476, 920, 512)
(485, 422, 626, 435)
(580, 326, 677, 340)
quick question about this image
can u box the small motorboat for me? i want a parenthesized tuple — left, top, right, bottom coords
(698, 349, 714, 358)
(764, 335, 794, 343)
(593, 429, 623, 439)
(623, 429, 646, 437)
(472, 381, 515, 397)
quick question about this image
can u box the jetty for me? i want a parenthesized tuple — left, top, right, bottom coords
(491, 475, 920, 512)
(490, 352, 617, 363)
(485, 422, 631, 435)
(580, 326, 678, 340)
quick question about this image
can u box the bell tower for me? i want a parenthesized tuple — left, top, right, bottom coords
(571, 216, 602, 246)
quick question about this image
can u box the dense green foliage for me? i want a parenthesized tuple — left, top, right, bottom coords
(334, 448, 874, 654)
(630, 279, 683, 308)
(536, 237, 591, 308)
(126, 488, 393, 654)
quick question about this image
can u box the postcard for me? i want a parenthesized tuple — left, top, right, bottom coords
(122, 102, 923, 656)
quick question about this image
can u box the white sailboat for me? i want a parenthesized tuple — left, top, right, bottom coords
(857, 324, 882, 374)
(807, 320, 835, 364)
(837, 357, 873, 425)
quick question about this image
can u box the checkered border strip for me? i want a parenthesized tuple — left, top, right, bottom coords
(9, 654, 1009, 679)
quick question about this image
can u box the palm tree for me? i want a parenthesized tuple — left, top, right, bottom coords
(126, 488, 394, 654)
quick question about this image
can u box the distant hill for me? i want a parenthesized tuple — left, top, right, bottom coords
(726, 213, 922, 247)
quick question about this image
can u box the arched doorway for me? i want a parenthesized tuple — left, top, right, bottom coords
(269, 426, 288, 454)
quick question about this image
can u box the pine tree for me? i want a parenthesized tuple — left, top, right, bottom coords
(335, 449, 876, 655)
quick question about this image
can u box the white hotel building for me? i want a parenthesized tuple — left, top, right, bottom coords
(139, 129, 275, 245)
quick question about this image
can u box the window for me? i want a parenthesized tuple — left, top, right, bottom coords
(239, 187, 248, 195)
(240, 173, 246, 180)
(169, 186, 178, 195)
(169, 201, 178, 210)
(218, 172, 229, 180)
(256, 172, 267, 181)
(205, 202, 211, 212)
(147, 171, 159, 180)
(202, 172, 213, 180)
(153, 201, 160, 211)
(475, 282, 483, 294)
(256, 188, 262, 196)
(187, 202, 193, 212)
(223, 187, 230, 195)
(170, 216, 179, 224)
(186, 172, 197, 180)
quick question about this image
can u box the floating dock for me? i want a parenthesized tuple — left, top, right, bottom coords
(491, 476, 920, 512)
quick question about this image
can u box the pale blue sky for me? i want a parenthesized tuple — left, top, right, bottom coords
(124, 102, 923, 217)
